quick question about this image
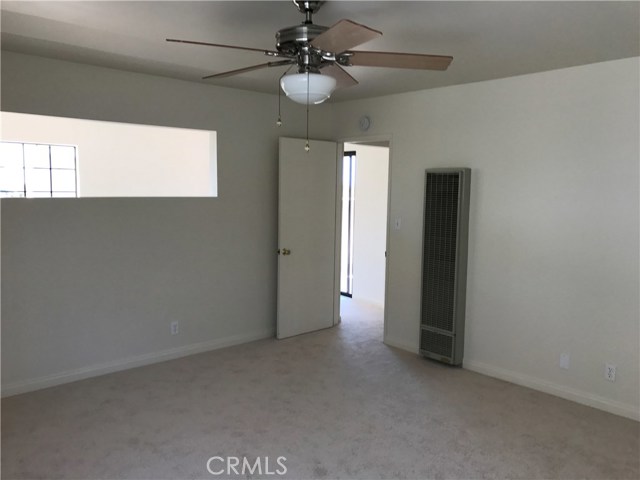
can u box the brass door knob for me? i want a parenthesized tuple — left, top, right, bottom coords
(281, 248, 291, 256)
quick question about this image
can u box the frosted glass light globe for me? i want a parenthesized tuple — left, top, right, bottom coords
(280, 73, 337, 105)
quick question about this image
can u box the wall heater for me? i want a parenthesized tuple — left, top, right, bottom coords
(420, 168, 471, 366)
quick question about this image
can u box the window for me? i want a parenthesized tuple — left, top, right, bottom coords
(340, 151, 357, 296)
(0, 141, 77, 198)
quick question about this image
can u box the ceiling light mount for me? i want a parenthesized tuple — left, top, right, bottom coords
(292, 1, 325, 23)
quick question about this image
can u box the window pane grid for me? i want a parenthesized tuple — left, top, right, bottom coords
(0, 141, 77, 198)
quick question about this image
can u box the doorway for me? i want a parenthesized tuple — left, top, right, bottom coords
(339, 141, 390, 331)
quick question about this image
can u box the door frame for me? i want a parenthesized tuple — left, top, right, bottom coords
(335, 135, 393, 341)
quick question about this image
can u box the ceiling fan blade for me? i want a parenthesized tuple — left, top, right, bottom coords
(321, 63, 359, 89)
(347, 51, 453, 71)
(203, 60, 295, 80)
(167, 38, 280, 56)
(310, 19, 381, 54)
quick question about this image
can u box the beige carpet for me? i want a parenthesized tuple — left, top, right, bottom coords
(2, 298, 639, 480)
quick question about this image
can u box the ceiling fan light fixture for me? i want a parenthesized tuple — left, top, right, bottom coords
(280, 72, 337, 105)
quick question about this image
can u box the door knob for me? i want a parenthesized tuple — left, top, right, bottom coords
(281, 248, 291, 256)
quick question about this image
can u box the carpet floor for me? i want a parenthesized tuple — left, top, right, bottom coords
(2, 298, 638, 480)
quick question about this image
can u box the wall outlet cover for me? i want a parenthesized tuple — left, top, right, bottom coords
(605, 363, 616, 382)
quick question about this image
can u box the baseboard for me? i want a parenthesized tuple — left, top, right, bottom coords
(464, 360, 639, 421)
(1, 328, 274, 398)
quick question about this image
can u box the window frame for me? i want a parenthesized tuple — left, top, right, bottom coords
(0, 141, 78, 198)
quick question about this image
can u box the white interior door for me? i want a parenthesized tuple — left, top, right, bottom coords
(277, 137, 340, 339)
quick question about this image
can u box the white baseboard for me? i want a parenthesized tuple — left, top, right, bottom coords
(380, 339, 638, 421)
(464, 359, 639, 421)
(1, 329, 274, 398)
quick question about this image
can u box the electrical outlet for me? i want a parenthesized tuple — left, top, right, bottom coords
(605, 363, 616, 382)
(171, 321, 179, 335)
(559, 353, 570, 370)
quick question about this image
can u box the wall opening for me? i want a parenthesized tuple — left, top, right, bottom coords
(1, 112, 217, 197)
(340, 141, 390, 334)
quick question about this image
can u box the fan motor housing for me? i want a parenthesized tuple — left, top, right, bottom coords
(276, 24, 328, 55)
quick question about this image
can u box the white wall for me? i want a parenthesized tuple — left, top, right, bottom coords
(333, 58, 640, 420)
(1, 112, 217, 197)
(345, 143, 389, 306)
(2, 51, 638, 421)
(0, 52, 333, 395)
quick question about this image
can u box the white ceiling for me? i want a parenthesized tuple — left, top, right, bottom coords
(1, 1, 638, 102)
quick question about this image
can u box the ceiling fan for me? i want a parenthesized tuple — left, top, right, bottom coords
(167, 0, 453, 105)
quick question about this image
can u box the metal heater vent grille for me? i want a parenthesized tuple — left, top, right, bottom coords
(422, 173, 459, 332)
(420, 168, 470, 366)
(420, 328, 454, 360)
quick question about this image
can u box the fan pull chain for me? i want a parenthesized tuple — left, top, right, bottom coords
(305, 70, 310, 152)
(276, 66, 293, 127)
(276, 87, 282, 127)
(276, 71, 284, 127)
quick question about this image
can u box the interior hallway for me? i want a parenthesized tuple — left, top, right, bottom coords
(2, 297, 638, 479)
(339, 295, 385, 337)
